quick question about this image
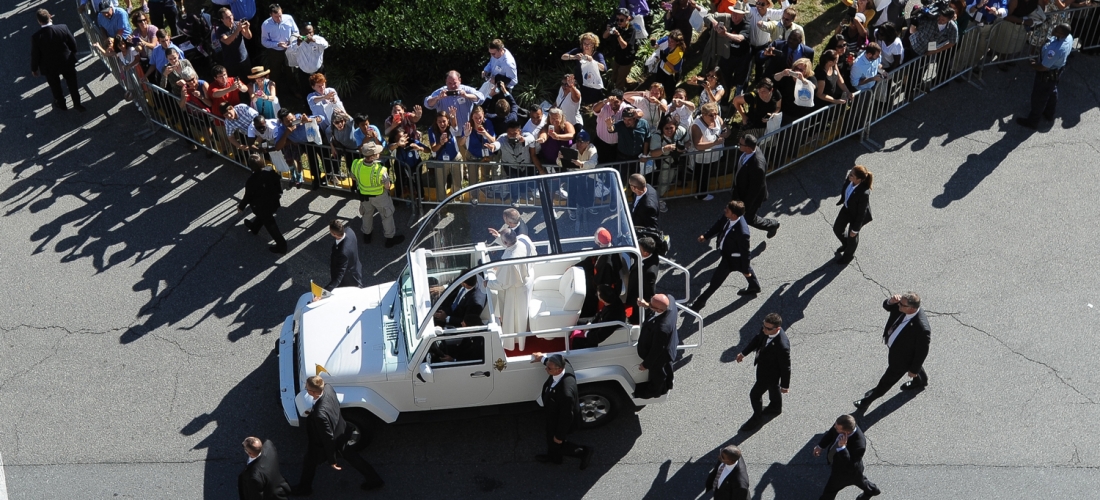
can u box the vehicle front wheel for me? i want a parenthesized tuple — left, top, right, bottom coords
(576, 383, 627, 429)
(342, 408, 381, 451)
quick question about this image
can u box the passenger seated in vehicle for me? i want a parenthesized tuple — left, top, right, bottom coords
(594, 227, 628, 296)
(429, 336, 485, 364)
(570, 285, 627, 349)
(433, 271, 487, 328)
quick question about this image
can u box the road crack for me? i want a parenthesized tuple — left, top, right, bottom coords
(933, 312, 1096, 404)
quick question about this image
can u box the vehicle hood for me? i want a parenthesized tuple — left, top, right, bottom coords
(300, 284, 396, 384)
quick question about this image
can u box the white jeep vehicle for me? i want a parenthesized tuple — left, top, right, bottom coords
(278, 169, 701, 446)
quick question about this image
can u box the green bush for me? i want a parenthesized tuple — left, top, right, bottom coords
(281, 0, 619, 88)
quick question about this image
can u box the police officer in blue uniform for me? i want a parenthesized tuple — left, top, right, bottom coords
(1016, 24, 1073, 129)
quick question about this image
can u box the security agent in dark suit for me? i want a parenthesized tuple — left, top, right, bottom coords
(855, 292, 931, 412)
(634, 293, 680, 399)
(533, 354, 594, 469)
(705, 445, 751, 500)
(239, 437, 291, 500)
(833, 166, 873, 264)
(433, 271, 487, 328)
(731, 135, 779, 238)
(691, 200, 762, 311)
(322, 220, 362, 293)
(239, 154, 287, 254)
(628, 173, 660, 231)
(30, 9, 84, 112)
(571, 285, 627, 349)
(625, 237, 660, 323)
(812, 415, 881, 500)
(292, 376, 384, 495)
(736, 312, 791, 431)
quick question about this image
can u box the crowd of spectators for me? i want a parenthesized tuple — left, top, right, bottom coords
(79, 0, 1093, 203)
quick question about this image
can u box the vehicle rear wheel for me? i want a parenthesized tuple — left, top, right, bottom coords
(342, 408, 380, 451)
(576, 383, 626, 429)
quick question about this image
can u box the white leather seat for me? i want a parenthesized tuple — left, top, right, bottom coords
(529, 266, 586, 334)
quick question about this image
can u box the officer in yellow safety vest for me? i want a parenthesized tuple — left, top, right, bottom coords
(351, 142, 406, 248)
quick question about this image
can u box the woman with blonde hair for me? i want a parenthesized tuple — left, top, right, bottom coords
(562, 32, 607, 105)
(833, 165, 874, 264)
(687, 102, 731, 200)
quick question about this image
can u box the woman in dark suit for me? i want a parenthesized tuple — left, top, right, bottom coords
(834, 165, 873, 264)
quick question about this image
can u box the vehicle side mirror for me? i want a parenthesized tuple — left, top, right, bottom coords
(417, 363, 434, 384)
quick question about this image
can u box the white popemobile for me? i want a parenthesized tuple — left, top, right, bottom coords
(277, 169, 702, 448)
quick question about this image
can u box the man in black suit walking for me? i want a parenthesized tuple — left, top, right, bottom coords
(731, 135, 779, 238)
(691, 200, 762, 311)
(322, 220, 362, 292)
(854, 292, 931, 412)
(433, 271, 487, 328)
(833, 166, 873, 264)
(30, 9, 85, 112)
(239, 436, 291, 500)
(812, 414, 881, 500)
(736, 312, 791, 431)
(533, 354, 594, 469)
(239, 154, 287, 254)
(634, 293, 680, 399)
(628, 173, 660, 231)
(704, 444, 751, 500)
(292, 376, 384, 495)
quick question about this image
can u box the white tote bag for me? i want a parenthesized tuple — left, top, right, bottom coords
(793, 78, 815, 108)
(580, 58, 604, 90)
(284, 43, 299, 68)
(304, 120, 323, 145)
(269, 150, 292, 173)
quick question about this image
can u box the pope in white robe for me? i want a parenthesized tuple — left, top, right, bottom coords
(485, 227, 537, 351)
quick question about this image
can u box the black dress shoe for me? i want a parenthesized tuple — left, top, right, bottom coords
(361, 479, 384, 490)
(1042, 114, 1055, 122)
(1015, 117, 1038, 129)
(736, 288, 761, 296)
(836, 255, 854, 265)
(74, 104, 87, 113)
(579, 446, 594, 470)
(766, 223, 779, 239)
(900, 380, 926, 391)
(853, 399, 867, 410)
(361, 232, 372, 244)
(835, 246, 845, 254)
(269, 245, 288, 255)
(762, 405, 782, 415)
(687, 301, 704, 312)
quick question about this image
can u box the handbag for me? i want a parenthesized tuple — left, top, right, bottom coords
(304, 120, 323, 145)
(793, 79, 814, 108)
(284, 43, 299, 68)
(580, 58, 604, 89)
(255, 96, 280, 119)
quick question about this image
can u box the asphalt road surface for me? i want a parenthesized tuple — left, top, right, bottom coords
(2, 4, 1099, 499)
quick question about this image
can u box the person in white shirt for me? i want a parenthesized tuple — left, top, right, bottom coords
(554, 73, 583, 127)
(259, 4, 298, 94)
(747, 0, 790, 80)
(292, 23, 328, 78)
(482, 38, 518, 90)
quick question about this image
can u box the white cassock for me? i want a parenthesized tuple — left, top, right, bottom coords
(486, 235, 537, 351)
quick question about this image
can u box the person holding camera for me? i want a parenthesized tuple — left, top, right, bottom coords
(215, 7, 253, 80)
(604, 8, 638, 90)
(293, 23, 329, 92)
(905, 6, 958, 60)
(424, 70, 486, 138)
(260, 4, 299, 95)
(647, 114, 687, 191)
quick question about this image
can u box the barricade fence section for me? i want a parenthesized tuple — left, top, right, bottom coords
(73, 1, 1100, 208)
